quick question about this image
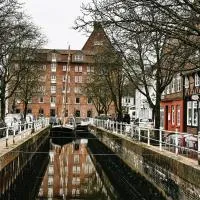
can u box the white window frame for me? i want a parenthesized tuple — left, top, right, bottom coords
(74, 55, 83, 61)
(177, 76, 181, 92)
(51, 63, 56, 72)
(187, 101, 192, 126)
(171, 105, 175, 125)
(51, 85, 56, 93)
(185, 76, 189, 89)
(51, 75, 56, 81)
(50, 96, 56, 103)
(195, 73, 200, 87)
(171, 78, 175, 93)
(39, 97, 44, 103)
(177, 105, 180, 126)
(75, 65, 82, 72)
(192, 101, 198, 126)
(63, 65, 66, 71)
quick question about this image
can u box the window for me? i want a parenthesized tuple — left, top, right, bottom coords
(63, 75, 70, 83)
(185, 76, 189, 89)
(51, 85, 56, 93)
(176, 105, 180, 126)
(39, 97, 44, 103)
(51, 75, 56, 81)
(187, 101, 198, 126)
(195, 73, 200, 87)
(193, 101, 198, 126)
(63, 96, 68, 103)
(74, 55, 83, 61)
(27, 108, 32, 113)
(171, 105, 175, 125)
(76, 97, 80, 104)
(75, 76, 82, 83)
(166, 85, 170, 94)
(50, 96, 56, 103)
(63, 65, 66, 71)
(177, 76, 181, 92)
(171, 79, 175, 93)
(74, 155, 79, 163)
(51, 63, 56, 72)
(75, 65, 82, 72)
(74, 87, 81, 93)
(88, 98, 92, 104)
(39, 108, 44, 114)
(62, 85, 70, 93)
(43, 65, 46, 70)
(75, 110, 80, 117)
(52, 53, 56, 62)
(87, 66, 94, 73)
(94, 41, 103, 46)
(39, 86, 45, 92)
(87, 110, 92, 117)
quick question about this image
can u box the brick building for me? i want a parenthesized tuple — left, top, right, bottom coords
(160, 73, 184, 132)
(11, 23, 116, 120)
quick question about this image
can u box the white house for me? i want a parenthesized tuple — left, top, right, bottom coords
(135, 88, 155, 120)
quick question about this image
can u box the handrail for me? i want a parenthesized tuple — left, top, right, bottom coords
(89, 118, 199, 162)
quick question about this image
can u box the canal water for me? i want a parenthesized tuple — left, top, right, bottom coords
(2, 128, 166, 200)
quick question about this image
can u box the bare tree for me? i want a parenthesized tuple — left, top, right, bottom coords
(82, 75, 113, 116)
(0, 3, 46, 119)
(74, 0, 194, 134)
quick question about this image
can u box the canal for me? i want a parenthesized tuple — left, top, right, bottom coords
(1, 127, 166, 200)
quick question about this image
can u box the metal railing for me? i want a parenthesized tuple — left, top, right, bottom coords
(88, 118, 199, 162)
(0, 118, 50, 147)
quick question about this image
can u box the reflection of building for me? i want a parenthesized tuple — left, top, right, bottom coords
(38, 139, 108, 199)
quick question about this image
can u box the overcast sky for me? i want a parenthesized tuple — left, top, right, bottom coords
(20, 0, 92, 50)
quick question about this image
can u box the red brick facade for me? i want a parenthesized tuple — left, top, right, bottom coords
(11, 24, 116, 120)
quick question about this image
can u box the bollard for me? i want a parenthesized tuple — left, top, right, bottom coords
(120, 122, 123, 134)
(147, 129, 150, 146)
(159, 127, 163, 151)
(31, 121, 35, 134)
(138, 127, 141, 141)
(6, 128, 9, 147)
(175, 128, 179, 155)
(13, 129, 15, 144)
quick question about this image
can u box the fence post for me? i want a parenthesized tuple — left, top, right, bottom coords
(175, 128, 179, 155)
(198, 131, 200, 165)
(159, 127, 163, 151)
(120, 122, 123, 134)
(138, 127, 141, 141)
(13, 129, 15, 144)
(147, 129, 150, 146)
(6, 128, 9, 147)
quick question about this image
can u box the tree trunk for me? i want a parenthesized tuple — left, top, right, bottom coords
(1, 79, 6, 120)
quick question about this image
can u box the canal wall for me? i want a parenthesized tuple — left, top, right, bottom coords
(89, 125, 200, 200)
(0, 127, 50, 195)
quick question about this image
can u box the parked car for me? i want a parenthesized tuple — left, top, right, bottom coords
(0, 120, 7, 138)
(5, 115, 19, 134)
(134, 118, 154, 128)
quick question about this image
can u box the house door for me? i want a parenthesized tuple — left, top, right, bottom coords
(50, 109, 55, 117)
(165, 106, 168, 130)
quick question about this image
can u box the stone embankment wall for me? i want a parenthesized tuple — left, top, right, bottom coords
(0, 127, 50, 195)
(89, 125, 200, 200)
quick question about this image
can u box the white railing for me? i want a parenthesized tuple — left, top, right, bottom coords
(90, 118, 199, 161)
(0, 118, 50, 147)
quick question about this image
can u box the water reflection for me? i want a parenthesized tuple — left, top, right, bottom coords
(37, 138, 114, 199)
